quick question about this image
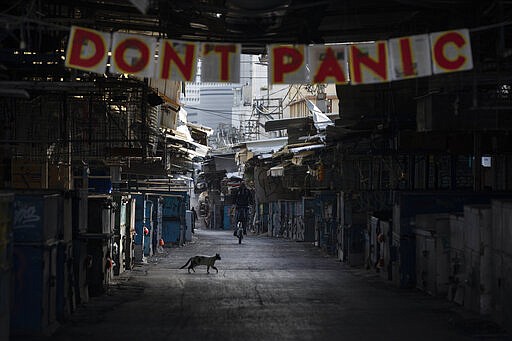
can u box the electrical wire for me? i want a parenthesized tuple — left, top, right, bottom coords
(1, 0, 24, 15)
(183, 105, 235, 119)
(282, 84, 303, 111)
(0, 13, 68, 31)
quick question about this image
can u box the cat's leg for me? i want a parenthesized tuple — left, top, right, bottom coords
(207, 265, 210, 274)
(211, 265, 218, 273)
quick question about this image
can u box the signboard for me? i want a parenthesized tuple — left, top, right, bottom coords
(65, 26, 474, 85)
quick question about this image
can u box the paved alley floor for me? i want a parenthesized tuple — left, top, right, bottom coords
(28, 229, 512, 341)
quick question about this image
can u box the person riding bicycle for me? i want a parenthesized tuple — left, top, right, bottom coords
(233, 181, 253, 236)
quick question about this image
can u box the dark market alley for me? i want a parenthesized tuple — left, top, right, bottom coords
(20, 229, 510, 341)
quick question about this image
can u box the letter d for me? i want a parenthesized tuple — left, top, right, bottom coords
(66, 26, 109, 73)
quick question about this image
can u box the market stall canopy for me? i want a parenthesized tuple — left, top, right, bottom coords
(265, 114, 339, 131)
(234, 137, 288, 163)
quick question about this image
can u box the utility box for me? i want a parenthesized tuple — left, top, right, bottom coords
(85, 195, 114, 296)
(71, 189, 89, 239)
(11, 242, 58, 335)
(162, 195, 184, 244)
(223, 205, 232, 230)
(86, 239, 110, 297)
(414, 213, 450, 296)
(87, 197, 113, 234)
(463, 205, 492, 315)
(13, 193, 61, 242)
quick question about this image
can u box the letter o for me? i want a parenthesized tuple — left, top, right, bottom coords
(114, 38, 150, 73)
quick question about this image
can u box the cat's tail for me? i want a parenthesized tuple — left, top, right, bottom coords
(179, 258, 191, 269)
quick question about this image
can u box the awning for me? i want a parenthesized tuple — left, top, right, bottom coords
(289, 144, 325, 153)
(265, 114, 339, 132)
(267, 165, 284, 177)
(165, 132, 211, 158)
(291, 150, 315, 165)
(306, 99, 334, 131)
(187, 122, 214, 137)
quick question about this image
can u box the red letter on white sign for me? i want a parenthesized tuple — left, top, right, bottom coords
(65, 26, 109, 74)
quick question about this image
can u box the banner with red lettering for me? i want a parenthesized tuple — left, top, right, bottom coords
(157, 39, 198, 82)
(201, 43, 241, 83)
(308, 45, 348, 84)
(389, 34, 432, 80)
(269, 45, 308, 84)
(65, 26, 111, 74)
(64, 26, 474, 85)
(430, 29, 473, 74)
(349, 41, 390, 85)
(110, 32, 156, 77)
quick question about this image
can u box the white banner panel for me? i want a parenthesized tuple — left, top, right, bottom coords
(64, 26, 475, 85)
(430, 29, 473, 74)
(389, 34, 432, 80)
(65, 26, 110, 74)
(269, 45, 307, 84)
(157, 40, 198, 82)
(201, 43, 241, 83)
(110, 32, 156, 77)
(349, 41, 390, 85)
(308, 45, 348, 84)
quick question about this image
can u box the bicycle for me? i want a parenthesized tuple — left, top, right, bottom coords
(235, 221, 243, 244)
(234, 206, 248, 244)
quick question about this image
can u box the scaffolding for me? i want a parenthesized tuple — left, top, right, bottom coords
(243, 97, 283, 141)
